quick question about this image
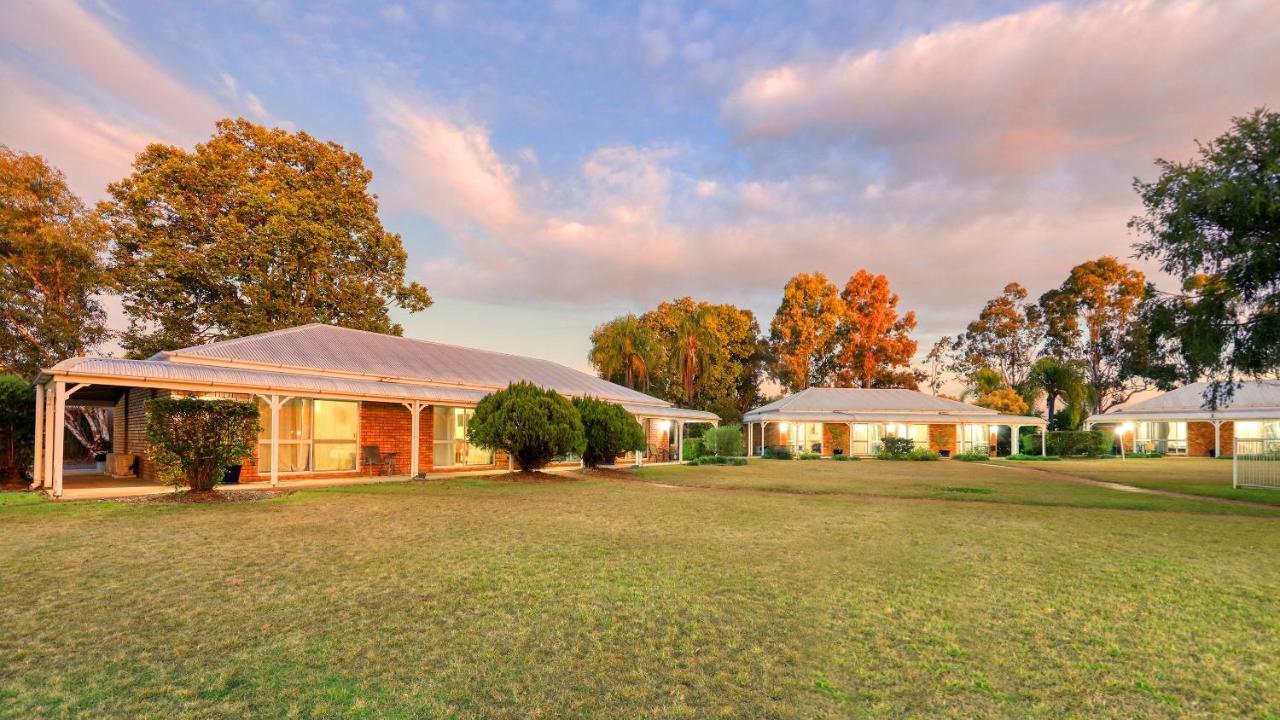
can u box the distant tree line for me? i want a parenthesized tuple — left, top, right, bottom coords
(591, 108, 1280, 427)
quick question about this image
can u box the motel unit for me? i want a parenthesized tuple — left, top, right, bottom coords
(31, 324, 716, 497)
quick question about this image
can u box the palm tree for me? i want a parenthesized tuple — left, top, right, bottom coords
(673, 307, 718, 405)
(1028, 357, 1087, 430)
(588, 315, 659, 391)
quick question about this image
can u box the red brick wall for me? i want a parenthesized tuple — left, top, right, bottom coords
(643, 418, 674, 463)
(112, 387, 163, 480)
(928, 424, 957, 455)
(1188, 421, 1233, 457)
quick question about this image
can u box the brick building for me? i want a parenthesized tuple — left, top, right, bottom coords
(33, 324, 715, 497)
(743, 387, 1046, 458)
(1091, 381, 1280, 457)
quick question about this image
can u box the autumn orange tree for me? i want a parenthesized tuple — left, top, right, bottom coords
(0, 147, 110, 379)
(834, 270, 919, 388)
(1039, 257, 1151, 413)
(767, 272, 842, 392)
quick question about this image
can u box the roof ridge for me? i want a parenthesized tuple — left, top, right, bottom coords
(168, 324, 323, 356)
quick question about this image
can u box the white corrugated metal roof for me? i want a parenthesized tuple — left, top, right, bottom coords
(1100, 380, 1280, 421)
(49, 357, 491, 405)
(156, 324, 663, 404)
(44, 325, 719, 422)
(743, 387, 1044, 425)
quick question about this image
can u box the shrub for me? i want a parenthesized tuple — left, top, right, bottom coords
(1006, 454, 1062, 461)
(701, 424, 744, 457)
(761, 445, 793, 460)
(687, 455, 748, 466)
(144, 397, 259, 491)
(572, 397, 646, 469)
(0, 375, 36, 483)
(876, 436, 916, 459)
(797, 452, 821, 460)
(832, 454, 859, 462)
(682, 437, 705, 460)
(1126, 451, 1166, 458)
(1046, 430, 1112, 457)
(907, 448, 940, 461)
(468, 382, 586, 472)
(951, 452, 990, 462)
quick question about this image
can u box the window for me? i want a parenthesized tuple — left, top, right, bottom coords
(1236, 421, 1280, 440)
(958, 424, 990, 455)
(256, 398, 358, 473)
(433, 407, 493, 467)
(789, 422, 823, 452)
(1136, 421, 1186, 454)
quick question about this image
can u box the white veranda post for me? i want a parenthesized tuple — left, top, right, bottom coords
(635, 417, 644, 466)
(402, 401, 425, 477)
(258, 394, 293, 488)
(676, 421, 684, 462)
(746, 422, 753, 457)
(42, 385, 56, 489)
(1213, 420, 1222, 457)
(847, 422, 854, 457)
(31, 382, 45, 490)
(1010, 425, 1020, 456)
(50, 382, 88, 498)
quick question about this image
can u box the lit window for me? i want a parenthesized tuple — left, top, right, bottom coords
(256, 398, 358, 473)
(433, 407, 493, 467)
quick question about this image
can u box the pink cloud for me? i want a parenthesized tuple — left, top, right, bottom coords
(0, 0, 222, 199)
(725, 0, 1280, 181)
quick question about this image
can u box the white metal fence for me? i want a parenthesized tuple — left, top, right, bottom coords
(1233, 438, 1280, 489)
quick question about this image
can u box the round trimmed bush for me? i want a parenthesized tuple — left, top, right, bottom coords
(572, 397, 645, 469)
(467, 382, 585, 472)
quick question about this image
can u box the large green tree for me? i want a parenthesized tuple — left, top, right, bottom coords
(102, 119, 432, 358)
(1039, 257, 1150, 413)
(639, 298, 765, 419)
(1027, 357, 1088, 430)
(1130, 108, 1280, 406)
(768, 272, 842, 392)
(0, 147, 110, 378)
(588, 314, 660, 391)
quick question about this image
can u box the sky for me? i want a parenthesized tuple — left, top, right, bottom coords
(2, 0, 1279, 374)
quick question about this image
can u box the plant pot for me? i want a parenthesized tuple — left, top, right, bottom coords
(95, 460, 107, 474)
(222, 464, 243, 485)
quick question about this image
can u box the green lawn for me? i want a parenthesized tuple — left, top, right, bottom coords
(638, 457, 1280, 517)
(1028, 457, 1280, 506)
(2, 464, 1278, 718)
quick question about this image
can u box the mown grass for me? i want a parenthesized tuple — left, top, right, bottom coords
(638, 457, 1280, 517)
(2, 465, 1278, 718)
(1043, 457, 1280, 506)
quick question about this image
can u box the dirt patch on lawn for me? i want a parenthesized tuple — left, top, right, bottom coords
(569, 466, 686, 489)
(114, 489, 295, 504)
(487, 470, 586, 484)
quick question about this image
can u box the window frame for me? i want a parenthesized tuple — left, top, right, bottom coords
(256, 397, 361, 475)
(432, 406, 495, 468)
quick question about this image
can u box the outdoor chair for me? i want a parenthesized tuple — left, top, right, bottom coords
(361, 446, 399, 476)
